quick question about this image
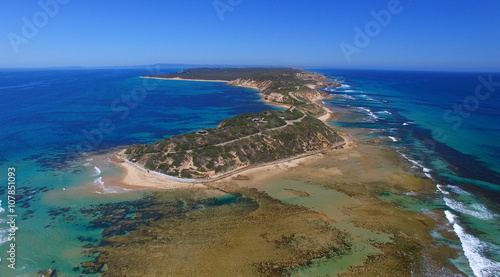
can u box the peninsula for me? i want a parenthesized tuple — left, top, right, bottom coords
(127, 68, 345, 180)
(143, 68, 341, 117)
(85, 68, 463, 277)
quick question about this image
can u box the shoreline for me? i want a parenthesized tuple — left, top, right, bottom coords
(140, 76, 295, 110)
(140, 76, 229, 82)
(113, 74, 339, 189)
(110, 96, 345, 189)
(97, 73, 464, 276)
(98, 129, 462, 276)
(110, 150, 204, 190)
(110, 137, 350, 189)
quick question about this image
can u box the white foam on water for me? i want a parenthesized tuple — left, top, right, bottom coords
(83, 162, 91, 167)
(0, 234, 10, 246)
(361, 94, 377, 101)
(104, 186, 133, 194)
(424, 173, 435, 180)
(436, 184, 450, 195)
(377, 110, 392, 115)
(403, 122, 410, 126)
(92, 176, 132, 194)
(388, 136, 399, 142)
(444, 197, 494, 221)
(444, 210, 456, 224)
(93, 177, 104, 185)
(446, 185, 472, 196)
(0, 222, 17, 246)
(339, 94, 356, 100)
(397, 152, 437, 180)
(444, 211, 500, 277)
(358, 107, 379, 120)
(0, 200, 4, 213)
(92, 177, 105, 193)
(340, 84, 351, 89)
(93, 166, 102, 176)
(398, 152, 425, 168)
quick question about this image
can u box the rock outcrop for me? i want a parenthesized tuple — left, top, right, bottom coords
(37, 268, 57, 277)
(227, 78, 273, 91)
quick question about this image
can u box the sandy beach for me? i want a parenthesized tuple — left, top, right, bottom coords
(110, 137, 349, 190)
(111, 150, 204, 190)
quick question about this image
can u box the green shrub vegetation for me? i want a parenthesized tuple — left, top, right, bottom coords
(125, 111, 342, 178)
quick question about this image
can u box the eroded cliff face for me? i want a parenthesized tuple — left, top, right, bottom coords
(295, 71, 327, 82)
(262, 92, 290, 103)
(227, 78, 273, 91)
(226, 72, 332, 108)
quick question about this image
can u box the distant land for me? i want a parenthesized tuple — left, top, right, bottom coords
(126, 68, 345, 179)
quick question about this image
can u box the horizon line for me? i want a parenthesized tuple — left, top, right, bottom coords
(1, 64, 499, 74)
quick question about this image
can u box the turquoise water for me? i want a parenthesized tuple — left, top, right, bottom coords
(311, 69, 500, 276)
(0, 67, 275, 275)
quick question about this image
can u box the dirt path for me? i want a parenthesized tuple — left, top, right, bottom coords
(120, 140, 346, 184)
(148, 113, 307, 155)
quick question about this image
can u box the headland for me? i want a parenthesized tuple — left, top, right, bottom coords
(126, 68, 343, 182)
(84, 68, 463, 276)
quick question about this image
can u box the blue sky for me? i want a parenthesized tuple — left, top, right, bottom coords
(1, 0, 499, 71)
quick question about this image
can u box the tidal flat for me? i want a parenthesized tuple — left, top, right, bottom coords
(81, 139, 464, 276)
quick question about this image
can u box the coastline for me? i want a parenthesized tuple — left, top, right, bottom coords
(140, 75, 295, 110)
(140, 76, 229, 82)
(110, 137, 350, 188)
(98, 127, 461, 276)
(110, 76, 346, 188)
(97, 73, 463, 275)
(113, 74, 340, 188)
(111, 150, 204, 190)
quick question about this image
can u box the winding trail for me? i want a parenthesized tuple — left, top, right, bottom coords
(149, 113, 307, 155)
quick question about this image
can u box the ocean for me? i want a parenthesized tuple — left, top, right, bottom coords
(0, 67, 499, 276)
(313, 69, 500, 276)
(0, 67, 275, 275)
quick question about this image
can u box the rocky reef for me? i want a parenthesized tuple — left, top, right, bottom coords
(79, 187, 352, 276)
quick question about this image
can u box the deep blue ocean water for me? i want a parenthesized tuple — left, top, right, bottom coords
(312, 69, 500, 276)
(0, 67, 499, 276)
